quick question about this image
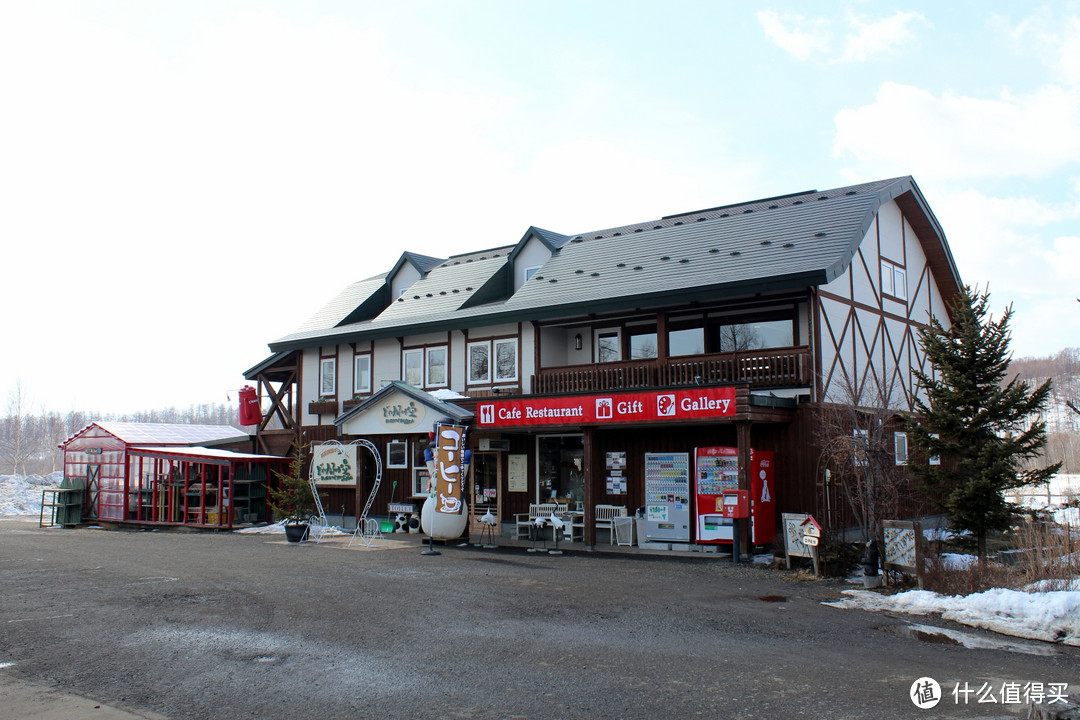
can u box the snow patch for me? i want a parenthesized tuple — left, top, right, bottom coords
(0, 473, 63, 516)
(825, 586, 1080, 646)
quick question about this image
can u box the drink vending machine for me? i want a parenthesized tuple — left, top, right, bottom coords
(693, 446, 775, 545)
(643, 452, 691, 542)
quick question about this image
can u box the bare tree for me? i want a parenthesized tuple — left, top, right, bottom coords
(2, 381, 38, 475)
(816, 375, 914, 544)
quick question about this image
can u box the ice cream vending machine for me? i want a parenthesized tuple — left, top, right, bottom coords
(693, 447, 775, 545)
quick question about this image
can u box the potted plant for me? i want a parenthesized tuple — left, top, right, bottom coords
(268, 442, 318, 542)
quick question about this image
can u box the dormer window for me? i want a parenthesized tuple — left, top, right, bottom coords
(523, 266, 541, 284)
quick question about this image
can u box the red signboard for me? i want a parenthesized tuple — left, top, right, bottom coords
(476, 387, 737, 428)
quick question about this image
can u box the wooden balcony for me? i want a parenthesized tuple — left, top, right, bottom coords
(533, 347, 810, 394)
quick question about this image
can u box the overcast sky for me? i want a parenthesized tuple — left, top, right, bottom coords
(2, 1, 1079, 415)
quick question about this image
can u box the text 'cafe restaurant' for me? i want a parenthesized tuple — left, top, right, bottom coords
(467, 383, 784, 549)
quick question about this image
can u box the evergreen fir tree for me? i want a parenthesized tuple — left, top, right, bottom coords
(907, 286, 1060, 558)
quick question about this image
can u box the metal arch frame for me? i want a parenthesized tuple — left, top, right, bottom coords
(306, 439, 383, 546)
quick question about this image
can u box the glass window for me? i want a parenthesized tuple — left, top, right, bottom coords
(319, 357, 336, 396)
(629, 331, 658, 360)
(354, 354, 371, 394)
(668, 327, 704, 356)
(894, 432, 908, 465)
(523, 266, 541, 283)
(595, 329, 621, 363)
(468, 342, 490, 384)
(881, 259, 907, 301)
(494, 338, 518, 381)
(426, 346, 448, 387)
(387, 441, 408, 468)
(717, 319, 793, 351)
(403, 349, 423, 386)
(412, 441, 431, 495)
(538, 435, 584, 505)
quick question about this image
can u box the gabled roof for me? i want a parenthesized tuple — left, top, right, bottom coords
(507, 226, 572, 264)
(389, 251, 446, 280)
(334, 381, 473, 428)
(267, 176, 961, 352)
(62, 422, 248, 449)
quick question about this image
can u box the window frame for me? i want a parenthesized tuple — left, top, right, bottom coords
(881, 258, 907, 301)
(425, 345, 448, 388)
(353, 353, 372, 395)
(894, 432, 908, 466)
(402, 348, 424, 387)
(493, 338, 519, 382)
(594, 328, 622, 363)
(467, 341, 491, 385)
(387, 440, 408, 469)
(523, 265, 542, 284)
(319, 356, 337, 397)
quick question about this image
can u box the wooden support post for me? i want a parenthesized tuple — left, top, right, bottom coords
(583, 426, 596, 548)
(736, 421, 752, 559)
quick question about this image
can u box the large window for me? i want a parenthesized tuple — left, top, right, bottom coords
(469, 338, 519, 384)
(717, 319, 793, 351)
(403, 349, 423, 386)
(595, 329, 621, 363)
(629, 330, 658, 359)
(353, 354, 371, 395)
(669, 327, 704, 357)
(319, 357, 336, 396)
(426, 346, 448, 387)
(468, 342, 490, 384)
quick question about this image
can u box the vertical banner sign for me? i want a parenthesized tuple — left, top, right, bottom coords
(435, 423, 466, 515)
(312, 443, 358, 486)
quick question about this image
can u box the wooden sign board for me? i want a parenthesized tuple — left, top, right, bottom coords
(883, 520, 923, 575)
(783, 513, 812, 567)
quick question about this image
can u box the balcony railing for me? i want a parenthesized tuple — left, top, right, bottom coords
(533, 347, 810, 394)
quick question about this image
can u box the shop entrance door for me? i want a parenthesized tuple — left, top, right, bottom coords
(537, 435, 584, 508)
(468, 452, 502, 531)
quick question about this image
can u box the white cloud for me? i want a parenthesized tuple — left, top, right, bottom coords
(833, 81, 1080, 182)
(837, 11, 927, 63)
(756, 10, 830, 61)
(757, 9, 925, 63)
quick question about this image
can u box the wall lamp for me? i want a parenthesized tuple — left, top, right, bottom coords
(574, 333, 583, 350)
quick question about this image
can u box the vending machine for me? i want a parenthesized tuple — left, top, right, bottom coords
(693, 447, 775, 545)
(643, 452, 691, 542)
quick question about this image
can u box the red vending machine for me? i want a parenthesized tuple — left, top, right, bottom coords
(693, 447, 775, 545)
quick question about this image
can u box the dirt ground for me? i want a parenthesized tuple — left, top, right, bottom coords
(0, 517, 1075, 719)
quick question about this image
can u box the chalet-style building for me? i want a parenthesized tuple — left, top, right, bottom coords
(244, 176, 961, 549)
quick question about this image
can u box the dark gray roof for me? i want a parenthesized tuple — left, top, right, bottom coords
(269, 176, 960, 352)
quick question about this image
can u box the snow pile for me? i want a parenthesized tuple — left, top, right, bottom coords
(825, 587, 1080, 646)
(0, 473, 63, 516)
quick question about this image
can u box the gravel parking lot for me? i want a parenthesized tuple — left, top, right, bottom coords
(0, 518, 1075, 719)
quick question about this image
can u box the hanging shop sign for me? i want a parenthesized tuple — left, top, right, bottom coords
(311, 442, 358, 486)
(476, 386, 737, 428)
(434, 423, 466, 515)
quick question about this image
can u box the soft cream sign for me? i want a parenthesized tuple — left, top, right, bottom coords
(312, 442, 357, 486)
(434, 423, 466, 515)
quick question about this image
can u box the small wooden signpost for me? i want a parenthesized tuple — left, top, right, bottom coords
(800, 516, 823, 576)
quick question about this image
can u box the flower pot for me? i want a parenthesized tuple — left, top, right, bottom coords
(284, 523, 309, 543)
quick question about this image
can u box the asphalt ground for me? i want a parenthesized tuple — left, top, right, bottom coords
(0, 517, 1076, 720)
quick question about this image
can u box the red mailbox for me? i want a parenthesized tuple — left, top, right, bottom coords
(719, 489, 749, 519)
(238, 385, 261, 426)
